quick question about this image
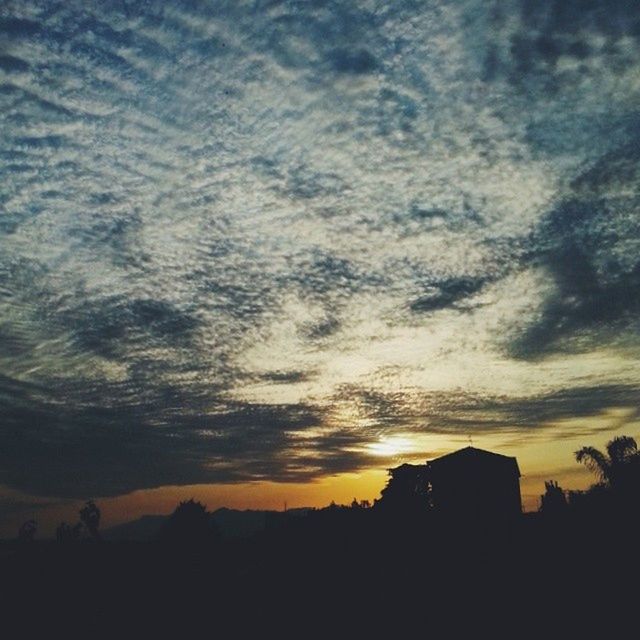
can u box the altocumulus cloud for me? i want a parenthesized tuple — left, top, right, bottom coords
(1, 0, 640, 498)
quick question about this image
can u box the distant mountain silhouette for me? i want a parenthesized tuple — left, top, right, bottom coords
(103, 515, 167, 541)
(211, 507, 268, 538)
(103, 508, 313, 541)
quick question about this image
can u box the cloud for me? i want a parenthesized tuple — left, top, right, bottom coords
(409, 276, 488, 313)
(0, 54, 31, 73)
(61, 296, 199, 358)
(427, 385, 640, 433)
(1, 0, 640, 499)
(0, 369, 399, 497)
(328, 48, 378, 75)
(330, 383, 640, 435)
(484, 0, 640, 86)
(0, 370, 329, 497)
(301, 315, 341, 341)
(509, 140, 640, 358)
(260, 370, 312, 384)
(280, 164, 348, 201)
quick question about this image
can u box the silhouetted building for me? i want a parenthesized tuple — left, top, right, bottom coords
(428, 446, 522, 519)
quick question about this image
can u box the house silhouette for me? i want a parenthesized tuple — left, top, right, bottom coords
(428, 446, 522, 519)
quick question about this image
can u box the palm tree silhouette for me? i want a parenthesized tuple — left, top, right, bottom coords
(575, 436, 638, 488)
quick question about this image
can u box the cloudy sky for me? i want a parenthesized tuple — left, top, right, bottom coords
(2, 0, 640, 533)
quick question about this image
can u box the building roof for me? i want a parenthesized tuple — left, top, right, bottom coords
(427, 446, 520, 477)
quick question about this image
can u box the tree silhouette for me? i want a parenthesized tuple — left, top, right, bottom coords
(575, 436, 638, 488)
(376, 464, 431, 514)
(18, 519, 37, 542)
(79, 500, 102, 541)
(159, 499, 219, 545)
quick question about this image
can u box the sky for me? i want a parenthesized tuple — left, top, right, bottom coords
(1, 0, 640, 536)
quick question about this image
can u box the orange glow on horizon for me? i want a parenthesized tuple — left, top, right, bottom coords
(4, 421, 638, 539)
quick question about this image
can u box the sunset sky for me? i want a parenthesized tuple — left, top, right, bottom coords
(2, 0, 640, 537)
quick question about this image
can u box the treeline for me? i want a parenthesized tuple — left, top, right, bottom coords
(539, 435, 640, 518)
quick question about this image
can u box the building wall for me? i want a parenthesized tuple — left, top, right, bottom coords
(430, 460, 521, 519)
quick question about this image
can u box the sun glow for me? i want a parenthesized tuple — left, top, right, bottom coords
(367, 436, 414, 457)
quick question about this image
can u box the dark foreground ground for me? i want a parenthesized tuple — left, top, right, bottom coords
(2, 511, 638, 634)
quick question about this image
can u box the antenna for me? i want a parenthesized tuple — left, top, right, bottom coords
(284, 501, 287, 512)
(468, 434, 473, 446)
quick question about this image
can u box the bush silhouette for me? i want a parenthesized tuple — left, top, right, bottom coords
(539, 480, 568, 515)
(159, 499, 219, 545)
(56, 521, 84, 543)
(18, 519, 37, 542)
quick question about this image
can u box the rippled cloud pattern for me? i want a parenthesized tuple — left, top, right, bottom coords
(2, 0, 640, 497)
